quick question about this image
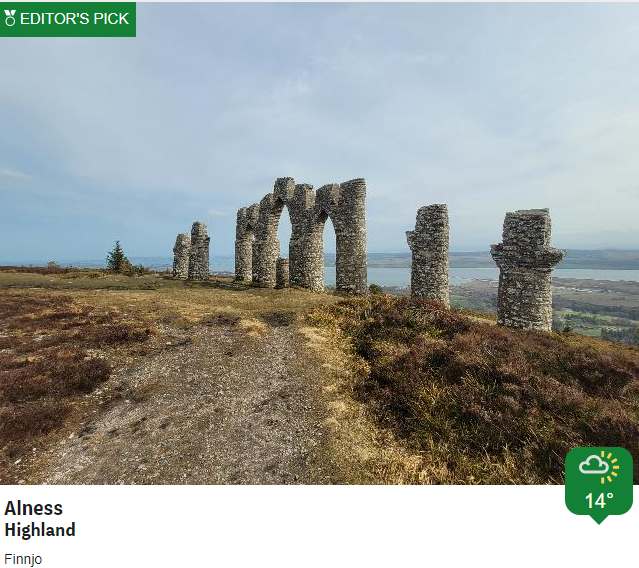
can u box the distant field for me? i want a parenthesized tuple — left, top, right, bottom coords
(448, 277, 639, 344)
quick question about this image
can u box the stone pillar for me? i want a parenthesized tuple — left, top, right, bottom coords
(253, 193, 282, 288)
(235, 236, 252, 281)
(172, 233, 190, 279)
(253, 236, 279, 288)
(235, 207, 255, 282)
(334, 179, 367, 295)
(188, 221, 210, 280)
(490, 209, 565, 331)
(276, 258, 290, 288)
(406, 204, 449, 306)
(288, 183, 315, 288)
(303, 228, 325, 292)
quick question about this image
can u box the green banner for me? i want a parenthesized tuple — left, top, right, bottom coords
(1, 2, 136, 37)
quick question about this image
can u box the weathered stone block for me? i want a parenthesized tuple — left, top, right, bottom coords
(172, 233, 190, 279)
(276, 257, 290, 288)
(235, 205, 258, 281)
(188, 221, 210, 280)
(406, 204, 449, 306)
(491, 209, 566, 331)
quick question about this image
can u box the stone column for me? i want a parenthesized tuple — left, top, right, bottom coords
(288, 183, 315, 288)
(303, 228, 325, 292)
(253, 194, 282, 288)
(253, 236, 279, 287)
(188, 221, 210, 280)
(406, 204, 449, 306)
(235, 208, 253, 281)
(276, 258, 290, 288)
(334, 179, 367, 295)
(235, 237, 252, 281)
(172, 233, 190, 279)
(490, 209, 565, 331)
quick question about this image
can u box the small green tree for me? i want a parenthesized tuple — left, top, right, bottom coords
(106, 241, 129, 272)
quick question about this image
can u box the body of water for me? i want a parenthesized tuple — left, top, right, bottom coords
(338, 267, 639, 287)
(5, 257, 639, 285)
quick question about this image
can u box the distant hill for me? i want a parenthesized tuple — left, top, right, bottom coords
(4, 250, 639, 271)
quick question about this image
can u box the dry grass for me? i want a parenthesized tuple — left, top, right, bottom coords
(0, 265, 73, 275)
(309, 295, 639, 484)
(3, 270, 636, 485)
(0, 265, 106, 279)
(0, 273, 339, 469)
(0, 290, 153, 472)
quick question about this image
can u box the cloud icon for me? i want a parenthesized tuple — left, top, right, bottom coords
(579, 455, 609, 474)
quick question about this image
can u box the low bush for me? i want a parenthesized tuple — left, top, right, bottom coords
(0, 354, 111, 402)
(310, 296, 639, 484)
(368, 283, 385, 295)
(0, 400, 71, 452)
(0, 265, 71, 276)
(123, 263, 151, 277)
(0, 291, 153, 464)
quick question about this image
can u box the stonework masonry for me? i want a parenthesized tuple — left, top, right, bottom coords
(172, 233, 190, 278)
(235, 177, 367, 294)
(188, 221, 210, 280)
(490, 209, 565, 331)
(275, 257, 289, 288)
(180, 183, 566, 337)
(235, 204, 259, 281)
(406, 204, 449, 306)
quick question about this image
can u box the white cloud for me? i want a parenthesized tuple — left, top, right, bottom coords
(579, 455, 609, 474)
(1, 3, 639, 257)
(0, 167, 33, 182)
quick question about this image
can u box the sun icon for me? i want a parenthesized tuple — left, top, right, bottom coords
(600, 451, 620, 484)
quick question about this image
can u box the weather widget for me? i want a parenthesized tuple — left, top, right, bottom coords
(565, 447, 633, 524)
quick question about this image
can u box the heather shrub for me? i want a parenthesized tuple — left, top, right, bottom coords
(0, 290, 153, 466)
(310, 296, 639, 483)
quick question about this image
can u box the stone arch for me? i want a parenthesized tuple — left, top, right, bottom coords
(312, 179, 367, 294)
(236, 176, 367, 294)
(252, 187, 289, 288)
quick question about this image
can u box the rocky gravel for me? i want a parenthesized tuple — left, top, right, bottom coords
(33, 318, 357, 485)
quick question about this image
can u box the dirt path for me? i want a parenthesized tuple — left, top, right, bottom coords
(28, 316, 371, 485)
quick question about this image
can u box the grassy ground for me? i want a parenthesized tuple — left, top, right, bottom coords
(0, 269, 352, 483)
(2, 268, 637, 484)
(0, 289, 151, 471)
(0, 270, 337, 335)
(309, 295, 639, 484)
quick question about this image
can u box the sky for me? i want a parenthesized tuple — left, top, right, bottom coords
(1, 3, 639, 262)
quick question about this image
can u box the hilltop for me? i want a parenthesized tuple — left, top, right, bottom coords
(0, 267, 637, 484)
